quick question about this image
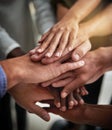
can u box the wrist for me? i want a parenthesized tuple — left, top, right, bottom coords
(0, 56, 25, 90)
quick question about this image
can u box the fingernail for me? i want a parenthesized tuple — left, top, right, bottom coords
(30, 49, 36, 54)
(55, 52, 60, 57)
(31, 54, 38, 59)
(74, 54, 80, 61)
(44, 114, 50, 121)
(56, 103, 61, 108)
(45, 53, 52, 57)
(74, 101, 78, 106)
(69, 47, 72, 51)
(79, 60, 85, 66)
(52, 83, 56, 87)
(70, 101, 74, 106)
(80, 99, 84, 104)
(61, 92, 67, 98)
(37, 49, 43, 53)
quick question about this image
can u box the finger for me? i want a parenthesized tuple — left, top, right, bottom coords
(62, 29, 79, 56)
(42, 50, 72, 64)
(63, 36, 82, 56)
(37, 33, 55, 53)
(55, 31, 70, 57)
(45, 29, 64, 57)
(61, 77, 84, 98)
(72, 40, 91, 61)
(68, 93, 75, 109)
(42, 56, 60, 64)
(49, 87, 61, 108)
(58, 51, 72, 63)
(30, 48, 49, 62)
(80, 86, 89, 96)
(74, 93, 84, 105)
(29, 46, 40, 55)
(52, 78, 74, 88)
(28, 104, 50, 121)
(38, 30, 51, 43)
(58, 60, 85, 76)
(66, 29, 78, 52)
(60, 97, 67, 112)
(41, 72, 73, 87)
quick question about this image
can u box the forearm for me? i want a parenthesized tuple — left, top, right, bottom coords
(83, 104, 112, 128)
(0, 56, 26, 90)
(61, 0, 101, 22)
(83, 4, 112, 37)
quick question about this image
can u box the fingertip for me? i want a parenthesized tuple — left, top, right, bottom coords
(52, 83, 57, 87)
(61, 92, 67, 98)
(37, 48, 43, 53)
(78, 60, 85, 66)
(74, 100, 78, 106)
(55, 52, 61, 57)
(55, 102, 61, 108)
(31, 54, 39, 61)
(29, 49, 36, 55)
(80, 99, 84, 105)
(41, 83, 47, 87)
(44, 113, 50, 121)
(69, 101, 74, 109)
(45, 52, 52, 58)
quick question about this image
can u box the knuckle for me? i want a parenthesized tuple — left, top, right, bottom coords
(64, 86, 74, 94)
(59, 27, 64, 31)
(52, 27, 57, 32)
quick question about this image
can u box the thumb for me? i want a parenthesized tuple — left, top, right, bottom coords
(28, 104, 50, 121)
(72, 40, 91, 61)
(58, 60, 85, 74)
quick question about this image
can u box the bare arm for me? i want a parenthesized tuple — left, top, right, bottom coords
(0, 53, 85, 90)
(83, 3, 112, 37)
(34, 0, 101, 58)
(61, 0, 102, 23)
(47, 103, 112, 128)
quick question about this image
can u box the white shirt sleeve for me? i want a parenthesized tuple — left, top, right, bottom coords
(33, 0, 56, 34)
(0, 26, 20, 58)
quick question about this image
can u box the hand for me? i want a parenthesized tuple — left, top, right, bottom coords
(34, 17, 79, 58)
(9, 83, 54, 121)
(38, 40, 91, 64)
(46, 103, 86, 124)
(42, 47, 108, 98)
(46, 103, 112, 128)
(48, 87, 85, 111)
(1, 53, 85, 89)
(29, 25, 91, 64)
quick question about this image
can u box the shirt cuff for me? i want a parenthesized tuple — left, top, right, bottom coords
(0, 27, 20, 58)
(0, 66, 7, 99)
